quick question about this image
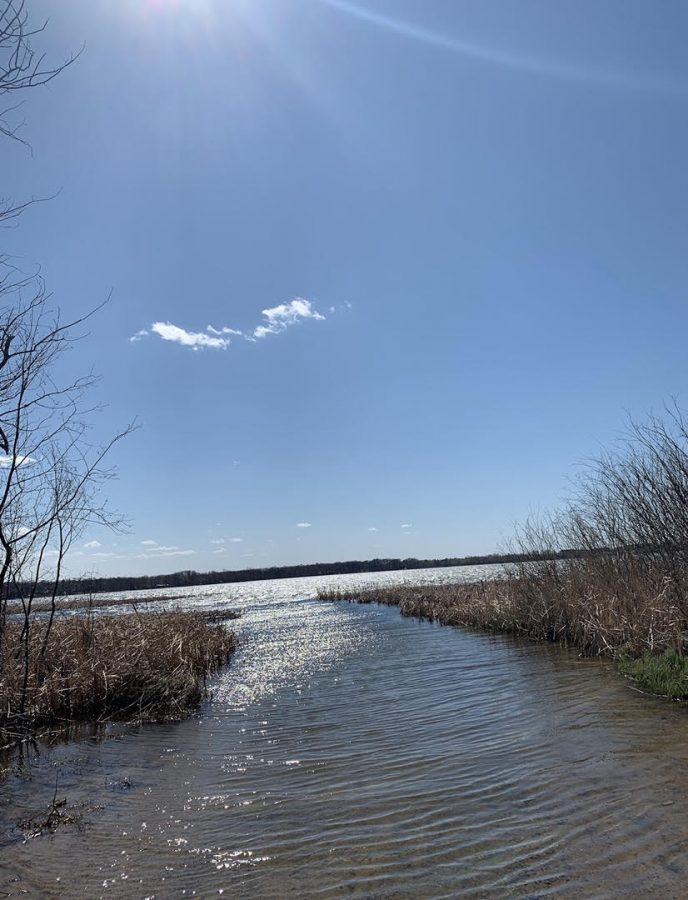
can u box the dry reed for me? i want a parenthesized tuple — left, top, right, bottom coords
(0, 609, 236, 738)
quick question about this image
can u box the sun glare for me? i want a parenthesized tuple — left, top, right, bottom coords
(140, 0, 214, 18)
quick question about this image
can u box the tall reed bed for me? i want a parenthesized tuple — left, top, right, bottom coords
(0, 609, 236, 739)
(318, 570, 684, 659)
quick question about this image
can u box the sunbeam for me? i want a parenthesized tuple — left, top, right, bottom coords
(318, 0, 685, 95)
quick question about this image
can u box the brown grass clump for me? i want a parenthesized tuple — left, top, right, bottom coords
(0, 610, 236, 738)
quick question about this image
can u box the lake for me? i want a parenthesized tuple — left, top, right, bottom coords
(2, 564, 688, 897)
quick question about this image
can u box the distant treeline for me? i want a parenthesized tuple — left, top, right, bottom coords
(19, 550, 584, 599)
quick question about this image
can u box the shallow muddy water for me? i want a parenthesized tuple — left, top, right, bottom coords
(2, 565, 688, 898)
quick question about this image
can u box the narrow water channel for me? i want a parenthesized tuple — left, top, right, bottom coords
(2, 567, 688, 898)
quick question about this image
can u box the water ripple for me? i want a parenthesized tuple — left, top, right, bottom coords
(2, 566, 688, 897)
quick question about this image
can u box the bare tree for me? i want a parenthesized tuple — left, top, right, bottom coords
(0, 4, 132, 722)
(0, 283, 132, 710)
(0, 0, 76, 142)
(1, 0, 77, 231)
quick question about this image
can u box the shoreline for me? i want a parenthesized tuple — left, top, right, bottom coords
(318, 579, 688, 703)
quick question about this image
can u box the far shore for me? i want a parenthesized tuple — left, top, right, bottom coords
(16, 549, 576, 601)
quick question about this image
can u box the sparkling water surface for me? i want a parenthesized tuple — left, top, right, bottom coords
(2, 565, 688, 898)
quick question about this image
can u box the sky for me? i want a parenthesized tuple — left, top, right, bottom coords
(3, 0, 688, 577)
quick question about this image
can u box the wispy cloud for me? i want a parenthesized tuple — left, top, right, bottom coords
(135, 548, 196, 559)
(84, 540, 102, 549)
(401, 523, 412, 529)
(207, 325, 243, 337)
(229, 537, 244, 543)
(296, 522, 312, 528)
(0, 454, 35, 468)
(141, 539, 158, 546)
(368, 527, 378, 532)
(253, 298, 324, 339)
(131, 298, 326, 353)
(209, 538, 225, 545)
(150, 322, 232, 350)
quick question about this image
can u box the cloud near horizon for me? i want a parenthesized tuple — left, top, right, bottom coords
(135, 548, 196, 559)
(130, 298, 326, 351)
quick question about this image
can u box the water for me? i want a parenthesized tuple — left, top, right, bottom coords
(2, 564, 688, 897)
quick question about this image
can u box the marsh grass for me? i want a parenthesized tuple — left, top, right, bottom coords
(318, 574, 688, 656)
(618, 649, 688, 700)
(0, 609, 236, 740)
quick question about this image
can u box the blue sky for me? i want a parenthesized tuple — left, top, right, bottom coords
(4, 0, 688, 576)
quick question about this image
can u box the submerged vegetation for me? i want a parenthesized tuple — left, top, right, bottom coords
(0, 610, 236, 741)
(7, 591, 241, 617)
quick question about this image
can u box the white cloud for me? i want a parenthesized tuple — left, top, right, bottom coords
(213, 547, 227, 554)
(296, 522, 312, 528)
(135, 548, 196, 559)
(84, 540, 102, 549)
(401, 523, 412, 529)
(229, 537, 244, 543)
(208, 325, 243, 337)
(141, 539, 158, 546)
(0, 454, 35, 468)
(209, 538, 225, 545)
(151, 322, 231, 350)
(368, 527, 378, 532)
(134, 298, 326, 354)
(254, 298, 325, 339)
